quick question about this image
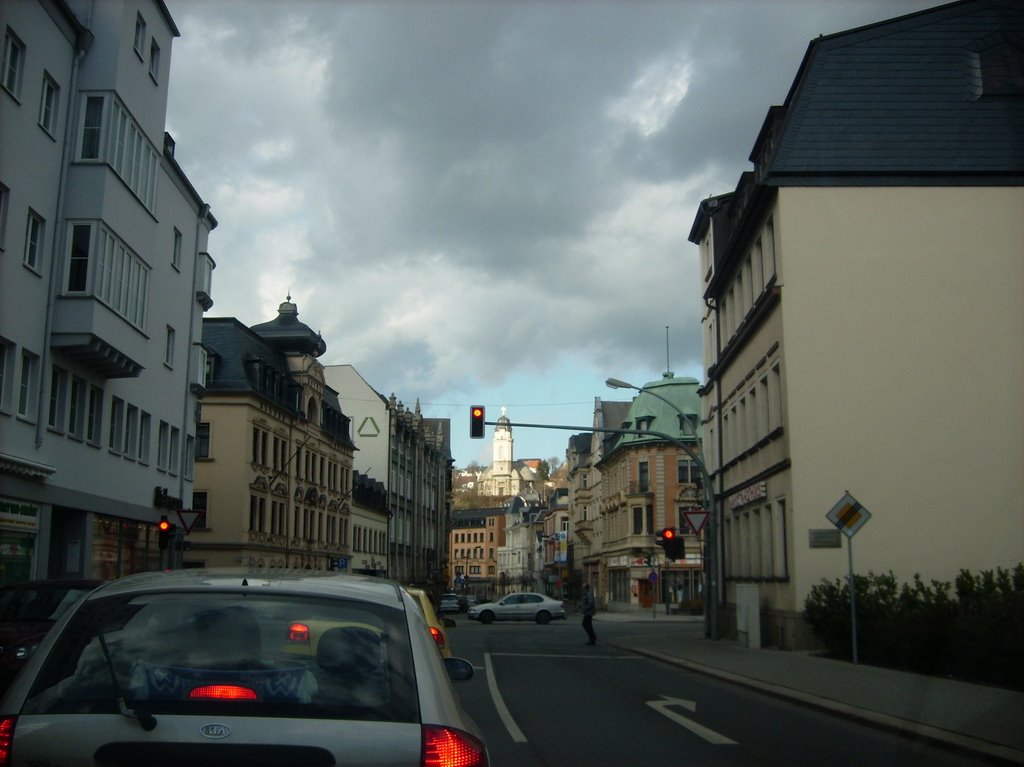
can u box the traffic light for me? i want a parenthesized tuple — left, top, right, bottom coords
(656, 527, 685, 560)
(158, 516, 174, 550)
(470, 405, 485, 438)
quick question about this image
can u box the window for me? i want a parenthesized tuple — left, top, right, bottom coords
(149, 38, 160, 81)
(80, 96, 104, 159)
(17, 350, 39, 419)
(133, 13, 146, 57)
(0, 182, 9, 250)
(169, 427, 180, 475)
(164, 326, 175, 367)
(68, 222, 151, 329)
(67, 223, 91, 292)
(67, 376, 86, 439)
(191, 491, 208, 529)
(157, 420, 169, 470)
(638, 461, 649, 493)
(196, 422, 210, 458)
(47, 366, 68, 431)
(24, 211, 44, 271)
(172, 228, 182, 270)
(632, 506, 643, 535)
(138, 411, 151, 464)
(0, 339, 12, 411)
(2, 28, 25, 99)
(39, 73, 59, 134)
(108, 397, 124, 452)
(86, 385, 103, 444)
(78, 95, 158, 209)
(124, 405, 138, 458)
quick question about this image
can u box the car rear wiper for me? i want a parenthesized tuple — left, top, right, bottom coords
(97, 632, 157, 731)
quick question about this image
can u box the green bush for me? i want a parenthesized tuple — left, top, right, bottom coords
(803, 565, 1024, 689)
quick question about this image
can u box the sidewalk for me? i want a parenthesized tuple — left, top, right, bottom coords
(595, 611, 1024, 764)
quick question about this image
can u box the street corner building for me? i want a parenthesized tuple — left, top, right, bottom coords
(0, 0, 216, 583)
(687, 0, 1024, 648)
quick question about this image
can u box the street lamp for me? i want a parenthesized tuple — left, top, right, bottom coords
(605, 377, 719, 639)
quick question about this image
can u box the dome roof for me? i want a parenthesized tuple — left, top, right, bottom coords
(249, 296, 327, 357)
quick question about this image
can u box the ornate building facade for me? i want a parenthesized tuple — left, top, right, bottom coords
(189, 299, 359, 570)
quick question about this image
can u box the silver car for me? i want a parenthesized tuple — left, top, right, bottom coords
(0, 569, 489, 767)
(467, 592, 566, 624)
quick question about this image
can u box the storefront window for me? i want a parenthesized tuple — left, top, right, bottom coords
(91, 514, 157, 579)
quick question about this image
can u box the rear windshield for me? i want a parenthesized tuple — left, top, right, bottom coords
(21, 591, 419, 723)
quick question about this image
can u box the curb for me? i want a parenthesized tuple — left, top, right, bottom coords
(615, 643, 1024, 766)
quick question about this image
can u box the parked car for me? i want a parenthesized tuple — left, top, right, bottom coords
(0, 569, 489, 767)
(0, 578, 103, 694)
(468, 592, 567, 625)
(438, 593, 462, 614)
(404, 586, 456, 658)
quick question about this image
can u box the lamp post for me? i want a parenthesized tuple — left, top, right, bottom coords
(605, 377, 719, 640)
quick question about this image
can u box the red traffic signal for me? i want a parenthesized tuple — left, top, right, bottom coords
(656, 527, 684, 559)
(158, 515, 175, 550)
(470, 406, 485, 439)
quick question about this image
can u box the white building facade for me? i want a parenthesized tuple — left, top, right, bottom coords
(0, 0, 214, 583)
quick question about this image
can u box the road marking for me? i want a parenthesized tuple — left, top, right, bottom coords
(485, 652, 527, 743)
(646, 695, 737, 745)
(490, 652, 640, 659)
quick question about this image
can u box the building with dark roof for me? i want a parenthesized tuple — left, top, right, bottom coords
(190, 299, 361, 571)
(689, 0, 1024, 649)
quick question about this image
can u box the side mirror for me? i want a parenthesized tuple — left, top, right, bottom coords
(443, 617, 456, 628)
(444, 657, 474, 682)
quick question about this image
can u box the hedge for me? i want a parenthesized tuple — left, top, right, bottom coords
(803, 564, 1024, 689)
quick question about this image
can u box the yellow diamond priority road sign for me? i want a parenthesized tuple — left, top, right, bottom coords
(826, 492, 871, 538)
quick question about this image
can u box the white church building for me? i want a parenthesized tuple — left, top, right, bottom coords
(476, 409, 542, 501)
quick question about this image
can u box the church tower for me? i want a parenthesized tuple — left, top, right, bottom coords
(492, 407, 513, 478)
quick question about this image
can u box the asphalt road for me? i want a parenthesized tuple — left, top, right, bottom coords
(444, 616, 989, 767)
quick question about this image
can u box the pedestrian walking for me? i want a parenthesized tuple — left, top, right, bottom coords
(581, 582, 596, 645)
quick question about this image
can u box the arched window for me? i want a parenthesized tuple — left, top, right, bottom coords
(307, 397, 318, 423)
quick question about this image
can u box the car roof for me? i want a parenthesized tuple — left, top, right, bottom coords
(85, 569, 407, 610)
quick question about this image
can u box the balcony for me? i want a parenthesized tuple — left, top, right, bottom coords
(51, 296, 145, 378)
(625, 482, 653, 497)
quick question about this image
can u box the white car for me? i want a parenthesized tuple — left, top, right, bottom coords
(468, 592, 567, 624)
(0, 569, 489, 767)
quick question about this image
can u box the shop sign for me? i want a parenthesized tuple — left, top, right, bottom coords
(729, 482, 767, 510)
(0, 498, 40, 532)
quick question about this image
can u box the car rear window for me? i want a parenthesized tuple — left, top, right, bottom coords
(20, 591, 419, 723)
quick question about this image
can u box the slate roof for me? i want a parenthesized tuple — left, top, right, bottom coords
(202, 316, 356, 449)
(760, 0, 1024, 183)
(203, 317, 290, 395)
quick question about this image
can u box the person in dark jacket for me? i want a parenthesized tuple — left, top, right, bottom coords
(580, 583, 596, 645)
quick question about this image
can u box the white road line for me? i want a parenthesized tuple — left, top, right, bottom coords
(490, 652, 641, 659)
(485, 652, 528, 743)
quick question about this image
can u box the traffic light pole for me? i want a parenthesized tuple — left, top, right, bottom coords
(489, 419, 720, 640)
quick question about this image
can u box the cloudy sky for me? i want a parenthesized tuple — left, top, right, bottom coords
(164, 0, 939, 469)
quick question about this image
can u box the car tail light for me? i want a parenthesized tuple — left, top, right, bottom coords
(421, 724, 488, 767)
(189, 684, 258, 701)
(429, 626, 446, 651)
(288, 622, 311, 642)
(0, 717, 15, 767)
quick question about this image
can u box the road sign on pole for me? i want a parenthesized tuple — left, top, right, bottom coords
(826, 491, 871, 665)
(683, 509, 709, 535)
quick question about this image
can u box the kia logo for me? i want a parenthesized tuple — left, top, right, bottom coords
(200, 723, 231, 739)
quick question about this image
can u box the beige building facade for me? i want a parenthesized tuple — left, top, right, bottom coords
(189, 302, 357, 571)
(690, 0, 1024, 649)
